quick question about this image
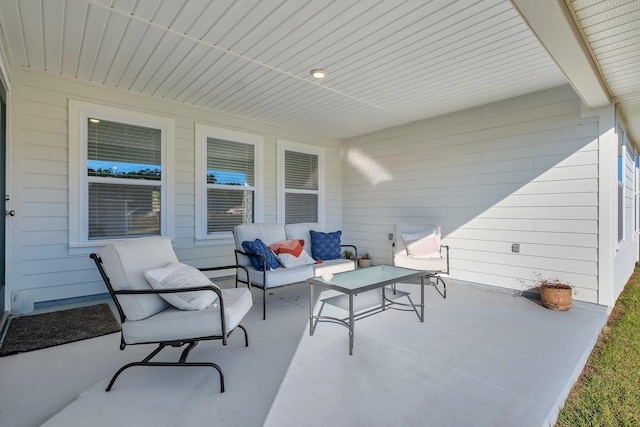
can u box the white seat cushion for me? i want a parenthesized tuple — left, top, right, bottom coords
(312, 259, 356, 276)
(122, 287, 252, 344)
(394, 254, 447, 272)
(242, 264, 314, 288)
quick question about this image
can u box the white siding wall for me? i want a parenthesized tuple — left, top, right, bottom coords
(8, 67, 342, 303)
(342, 86, 601, 303)
(613, 135, 638, 300)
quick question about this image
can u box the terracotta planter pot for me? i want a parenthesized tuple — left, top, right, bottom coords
(540, 283, 572, 311)
(358, 258, 371, 268)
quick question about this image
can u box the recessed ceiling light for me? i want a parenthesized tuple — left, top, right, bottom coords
(89, 118, 100, 123)
(310, 69, 327, 79)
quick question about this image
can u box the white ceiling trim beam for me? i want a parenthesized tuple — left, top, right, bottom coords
(511, 0, 611, 109)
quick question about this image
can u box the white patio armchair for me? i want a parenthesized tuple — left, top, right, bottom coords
(392, 223, 449, 298)
(90, 236, 253, 393)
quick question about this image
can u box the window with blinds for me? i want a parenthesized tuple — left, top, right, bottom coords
(284, 150, 318, 224)
(86, 118, 162, 239)
(206, 138, 255, 233)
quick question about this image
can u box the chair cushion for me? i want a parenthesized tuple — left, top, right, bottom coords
(99, 236, 177, 321)
(284, 223, 322, 253)
(239, 264, 314, 288)
(242, 239, 281, 271)
(145, 263, 219, 310)
(233, 223, 288, 268)
(269, 239, 315, 268)
(122, 287, 252, 344)
(310, 230, 342, 261)
(277, 250, 316, 268)
(234, 223, 288, 247)
(312, 258, 355, 276)
(393, 224, 441, 257)
(394, 254, 447, 272)
(402, 231, 440, 257)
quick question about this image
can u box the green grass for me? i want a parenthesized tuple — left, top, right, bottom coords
(556, 267, 640, 426)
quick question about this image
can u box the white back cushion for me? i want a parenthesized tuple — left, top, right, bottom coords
(393, 224, 441, 256)
(285, 223, 323, 253)
(100, 236, 178, 321)
(402, 231, 440, 257)
(234, 223, 288, 246)
(233, 223, 288, 267)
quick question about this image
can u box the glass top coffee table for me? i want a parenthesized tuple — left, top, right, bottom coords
(306, 265, 426, 355)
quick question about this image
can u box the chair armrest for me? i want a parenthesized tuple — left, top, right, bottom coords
(234, 249, 267, 271)
(340, 244, 358, 260)
(199, 264, 251, 289)
(113, 284, 223, 299)
(114, 284, 231, 336)
(234, 249, 267, 291)
(440, 245, 450, 274)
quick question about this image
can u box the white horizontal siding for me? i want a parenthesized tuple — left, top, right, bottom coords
(342, 85, 600, 303)
(9, 67, 342, 303)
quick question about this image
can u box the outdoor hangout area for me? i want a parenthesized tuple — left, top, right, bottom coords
(0, 275, 607, 427)
(0, 1, 639, 426)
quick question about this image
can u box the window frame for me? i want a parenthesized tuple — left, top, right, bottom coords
(68, 100, 175, 253)
(636, 153, 640, 236)
(277, 139, 325, 225)
(195, 124, 263, 242)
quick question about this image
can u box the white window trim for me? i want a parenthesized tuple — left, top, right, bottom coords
(617, 123, 629, 247)
(68, 100, 175, 254)
(195, 124, 263, 242)
(636, 153, 640, 236)
(276, 139, 325, 224)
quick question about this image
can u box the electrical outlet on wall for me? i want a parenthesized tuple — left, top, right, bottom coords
(388, 233, 394, 241)
(511, 243, 520, 253)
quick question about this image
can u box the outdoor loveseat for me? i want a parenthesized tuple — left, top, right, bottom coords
(233, 223, 357, 318)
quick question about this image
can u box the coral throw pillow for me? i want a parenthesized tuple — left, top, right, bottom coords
(269, 239, 305, 257)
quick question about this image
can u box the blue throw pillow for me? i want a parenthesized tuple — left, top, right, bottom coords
(310, 230, 342, 261)
(241, 239, 281, 271)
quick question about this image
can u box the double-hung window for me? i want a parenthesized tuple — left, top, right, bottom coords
(277, 140, 324, 224)
(195, 124, 262, 240)
(69, 100, 174, 250)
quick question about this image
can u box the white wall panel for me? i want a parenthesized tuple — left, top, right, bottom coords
(8, 67, 341, 303)
(342, 86, 601, 302)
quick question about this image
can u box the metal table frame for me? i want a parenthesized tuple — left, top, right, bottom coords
(307, 265, 426, 355)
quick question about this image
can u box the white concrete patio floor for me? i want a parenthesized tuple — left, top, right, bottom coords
(0, 278, 608, 427)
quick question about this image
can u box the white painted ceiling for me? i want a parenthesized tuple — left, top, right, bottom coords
(0, 0, 636, 141)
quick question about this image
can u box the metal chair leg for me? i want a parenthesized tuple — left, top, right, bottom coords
(106, 342, 226, 393)
(430, 275, 446, 299)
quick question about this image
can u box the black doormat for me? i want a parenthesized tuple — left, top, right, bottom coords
(0, 303, 121, 356)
